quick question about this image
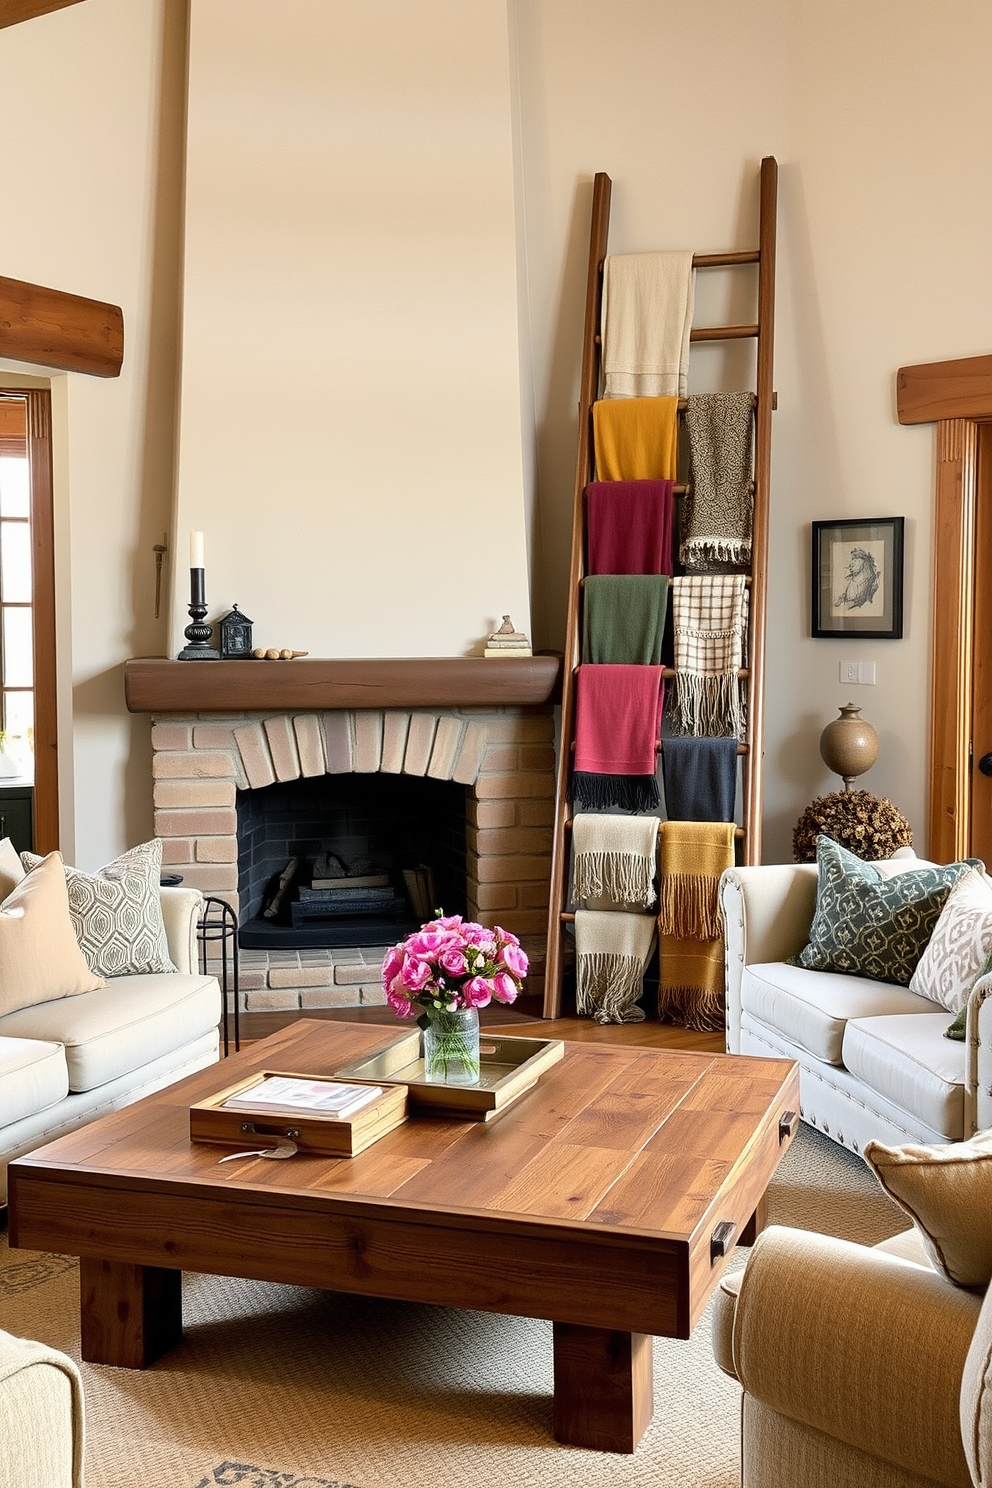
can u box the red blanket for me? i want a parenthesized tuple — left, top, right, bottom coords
(586, 480, 674, 575)
(572, 664, 664, 812)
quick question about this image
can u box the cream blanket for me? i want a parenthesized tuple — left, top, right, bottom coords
(575, 909, 656, 1024)
(601, 251, 695, 398)
(571, 813, 659, 908)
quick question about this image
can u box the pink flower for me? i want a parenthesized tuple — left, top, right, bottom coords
(500, 942, 528, 978)
(386, 983, 414, 1017)
(439, 947, 468, 977)
(460, 922, 492, 947)
(406, 927, 452, 958)
(491, 971, 518, 1004)
(494, 925, 520, 947)
(461, 976, 493, 1009)
(400, 956, 432, 992)
(381, 944, 404, 986)
(434, 914, 464, 930)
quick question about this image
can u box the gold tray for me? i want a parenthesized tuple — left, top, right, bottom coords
(334, 1031, 565, 1120)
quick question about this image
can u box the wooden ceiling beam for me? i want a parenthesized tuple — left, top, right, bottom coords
(0, 275, 123, 378)
(0, 0, 87, 28)
(897, 353, 992, 425)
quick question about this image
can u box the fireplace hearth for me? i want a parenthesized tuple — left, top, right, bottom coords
(137, 679, 559, 1011)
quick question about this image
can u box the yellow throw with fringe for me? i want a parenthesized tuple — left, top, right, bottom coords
(657, 821, 735, 1031)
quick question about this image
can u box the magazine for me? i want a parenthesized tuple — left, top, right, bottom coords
(223, 1076, 385, 1119)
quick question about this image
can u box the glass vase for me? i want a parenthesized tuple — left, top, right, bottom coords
(422, 1006, 480, 1085)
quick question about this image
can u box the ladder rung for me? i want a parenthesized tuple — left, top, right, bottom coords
(692, 250, 760, 268)
(577, 572, 751, 586)
(690, 324, 759, 342)
(570, 665, 751, 679)
(564, 803, 747, 832)
(569, 735, 749, 753)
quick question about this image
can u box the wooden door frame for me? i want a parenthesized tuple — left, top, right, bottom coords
(897, 353, 992, 861)
(0, 387, 59, 852)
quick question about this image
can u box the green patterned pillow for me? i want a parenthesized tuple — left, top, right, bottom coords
(797, 836, 973, 986)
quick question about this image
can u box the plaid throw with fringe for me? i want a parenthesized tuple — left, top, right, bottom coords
(669, 575, 749, 739)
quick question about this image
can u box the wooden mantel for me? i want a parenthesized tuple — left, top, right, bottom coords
(124, 656, 562, 714)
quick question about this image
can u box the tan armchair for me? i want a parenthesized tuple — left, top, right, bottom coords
(0, 1330, 83, 1487)
(712, 1224, 992, 1488)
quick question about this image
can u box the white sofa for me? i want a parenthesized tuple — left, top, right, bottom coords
(0, 886, 220, 1203)
(720, 862, 992, 1154)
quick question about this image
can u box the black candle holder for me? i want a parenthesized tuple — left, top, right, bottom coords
(177, 568, 220, 660)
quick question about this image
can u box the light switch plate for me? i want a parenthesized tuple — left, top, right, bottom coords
(839, 660, 876, 685)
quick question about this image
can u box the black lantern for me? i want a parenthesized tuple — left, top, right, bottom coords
(219, 605, 254, 659)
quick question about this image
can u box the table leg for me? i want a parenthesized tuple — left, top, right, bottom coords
(80, 1258, 183, 1368)
(739, 1192, 768, 1247)
(552, 1322, 653, 1452)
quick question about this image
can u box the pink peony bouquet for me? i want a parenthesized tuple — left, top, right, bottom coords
(382, 914, 528, 1028)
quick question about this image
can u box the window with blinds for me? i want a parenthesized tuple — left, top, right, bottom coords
(0, 397, 34, 778)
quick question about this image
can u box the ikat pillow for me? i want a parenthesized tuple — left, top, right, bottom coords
(796, 836, 973, 986)
(22, 838, 176, 979)
(909, 868, 992, 1013)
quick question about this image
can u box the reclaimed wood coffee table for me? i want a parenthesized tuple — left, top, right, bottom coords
(8, 1019, 798, 1453)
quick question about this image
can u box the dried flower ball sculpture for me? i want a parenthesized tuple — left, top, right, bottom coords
(792, 790, 913, 863)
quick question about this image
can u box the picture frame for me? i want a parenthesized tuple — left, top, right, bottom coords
(811, 517, 905, 639)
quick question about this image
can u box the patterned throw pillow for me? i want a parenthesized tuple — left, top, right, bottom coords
(22, 839, 176, 978)
(909, 868, 992, 1012)
(796, 836, 973, 986)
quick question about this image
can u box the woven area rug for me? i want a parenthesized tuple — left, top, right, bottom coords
(0, 1125, 904, 1488)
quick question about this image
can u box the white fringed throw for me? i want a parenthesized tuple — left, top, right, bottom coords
(601, 252, 695, 398)
(670, 575, 749, 739)
(575, 909, 656, 1023)
(571, 813, 659, 908)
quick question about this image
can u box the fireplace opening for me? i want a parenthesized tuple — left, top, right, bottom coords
(236, 772, 467, 950)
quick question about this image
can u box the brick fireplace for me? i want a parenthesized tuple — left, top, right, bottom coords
(129, 658, 560, 1012)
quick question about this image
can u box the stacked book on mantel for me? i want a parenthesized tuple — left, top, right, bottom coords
(484, 615, 532, 658)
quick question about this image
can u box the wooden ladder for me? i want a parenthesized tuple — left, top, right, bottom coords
(542, 157, 778, 1019)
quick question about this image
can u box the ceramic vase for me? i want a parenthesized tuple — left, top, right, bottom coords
(819, 703, 879, 789)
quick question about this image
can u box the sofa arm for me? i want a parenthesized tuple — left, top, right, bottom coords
(719, 864, 817, 1052)
(966, 972, 992, 1137)
(734, 1225, 981, 1488)
(160, 886, 204, 975)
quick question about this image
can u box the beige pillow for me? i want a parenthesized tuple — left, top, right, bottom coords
(0, 852, 105, 1017)
(865, 1131, 992, 1289)
(909, 867, 992, 1012)
(0, 836, 25, 901)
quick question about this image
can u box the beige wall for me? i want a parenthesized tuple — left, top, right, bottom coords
(0, 0, 186, 868)
(173, 0, 533, 661)
(2, 0, 991, 864)
(515, 0, 992, 860)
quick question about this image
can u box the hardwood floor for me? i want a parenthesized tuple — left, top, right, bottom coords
(232, 1000, 725, 1055)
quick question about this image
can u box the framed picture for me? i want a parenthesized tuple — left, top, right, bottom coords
(811, 517, 905, 639)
